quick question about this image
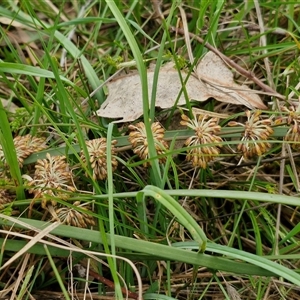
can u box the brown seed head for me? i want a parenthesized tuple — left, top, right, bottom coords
(0, 189, 14, 210)
(0, 134, 47, 168)
(55, 201, 95, 228)
(128, 122, 168, 167)
(27, 153, 74, 209)
(81, 138, 118, 180)
(14, 135, 48, 167)
(180, 114, 223, 168)
(228, 110, 273, 158)
(280, 106, 300, 149)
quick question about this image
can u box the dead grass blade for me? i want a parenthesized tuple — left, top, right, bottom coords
(0, 221, 60, 271)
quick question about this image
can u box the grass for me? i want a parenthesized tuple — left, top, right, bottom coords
(0, 0, 300, 299)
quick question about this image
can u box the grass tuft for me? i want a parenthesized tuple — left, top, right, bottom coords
(1, 1, 300, 299)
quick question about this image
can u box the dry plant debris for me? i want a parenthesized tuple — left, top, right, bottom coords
(97, 51, 266, 122)
(195, 51, 267, 109)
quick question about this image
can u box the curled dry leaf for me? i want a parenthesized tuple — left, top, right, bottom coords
(97, 51, 267, 122)
(195, 51, 267, 110)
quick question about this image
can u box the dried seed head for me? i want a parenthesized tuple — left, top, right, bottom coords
(0, 189, 14, 210)
(228, 110, 273, 158)
(54, 201, 95, 228)
(81, 138, 118, 180)
(180, 114, 223, 168)
(27, 153, 75, 209)
(0, 134, 47, 167)
(128, 122, 169, 167)
(279, 106, 300, 149)
(14, 135, 48, 167)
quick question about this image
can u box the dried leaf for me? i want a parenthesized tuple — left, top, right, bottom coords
(97, 63, 210, 122)
(0, 17, 26, 28)
(97, 52, 267, 122)
(196, 51, 267, 110)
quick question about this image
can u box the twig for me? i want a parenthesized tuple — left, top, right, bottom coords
(170, 26, 286, 100)
(216, 152, 300, 172)
(89, 269, 139, 299)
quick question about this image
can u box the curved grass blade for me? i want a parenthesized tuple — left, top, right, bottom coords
(142, 185, 207, 251)
(173, 241, 300, 287)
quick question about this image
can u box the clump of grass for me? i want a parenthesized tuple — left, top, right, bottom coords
(1, 1, 300, 299)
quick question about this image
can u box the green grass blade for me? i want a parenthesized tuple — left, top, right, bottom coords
(44, 245, 71, 300)
(0, 215, 275, 277)
(17, 265, 34, 300)
(106, 122, 122, 298)
(0, 62, 73, 85)
(0, 101, 25, 200)
(143, 185, 207, 251)
(105, 0, 162, 185)
(178, 241, 300, 287)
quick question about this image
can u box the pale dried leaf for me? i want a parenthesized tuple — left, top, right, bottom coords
(97, 63, 210, 122)
(97, 52, 267, 122)
(0, 17, 29, 28)
(196, 51, 267, 110)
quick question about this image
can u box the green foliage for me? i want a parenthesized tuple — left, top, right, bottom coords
(0, 0, 300, 299)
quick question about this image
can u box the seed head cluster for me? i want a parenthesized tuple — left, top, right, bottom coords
(228, 110, 273, 158)
(128, 122, 168, 167)
(0, 134, 47, 167)
(180, 113, 223, 168)
(55, 201, 95, 228)
(27, 153, 75, 209)
(0, 189, 14, 210)
(278, 106, 300, 149)
(80, 138, 118, 180)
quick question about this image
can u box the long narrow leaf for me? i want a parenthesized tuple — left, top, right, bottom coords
(143, 185, 207, 251)
(0, 216, 274, 277)
(0, 62, 73, 85)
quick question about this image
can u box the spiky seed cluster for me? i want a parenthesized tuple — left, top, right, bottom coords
(27, 153, 75, 209)
(277, 106, 300, 149)
(228, 110, 273, 158)
(81, 138, 118, 180)
(0, 189, 14, 210)
(180, 114, 223, 168)
(0, 134, 47, 167)
(55, 201, 95, 228)
(128, 122, 169, 167)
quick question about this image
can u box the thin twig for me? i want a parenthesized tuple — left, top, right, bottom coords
(217, 152, 300, 172)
